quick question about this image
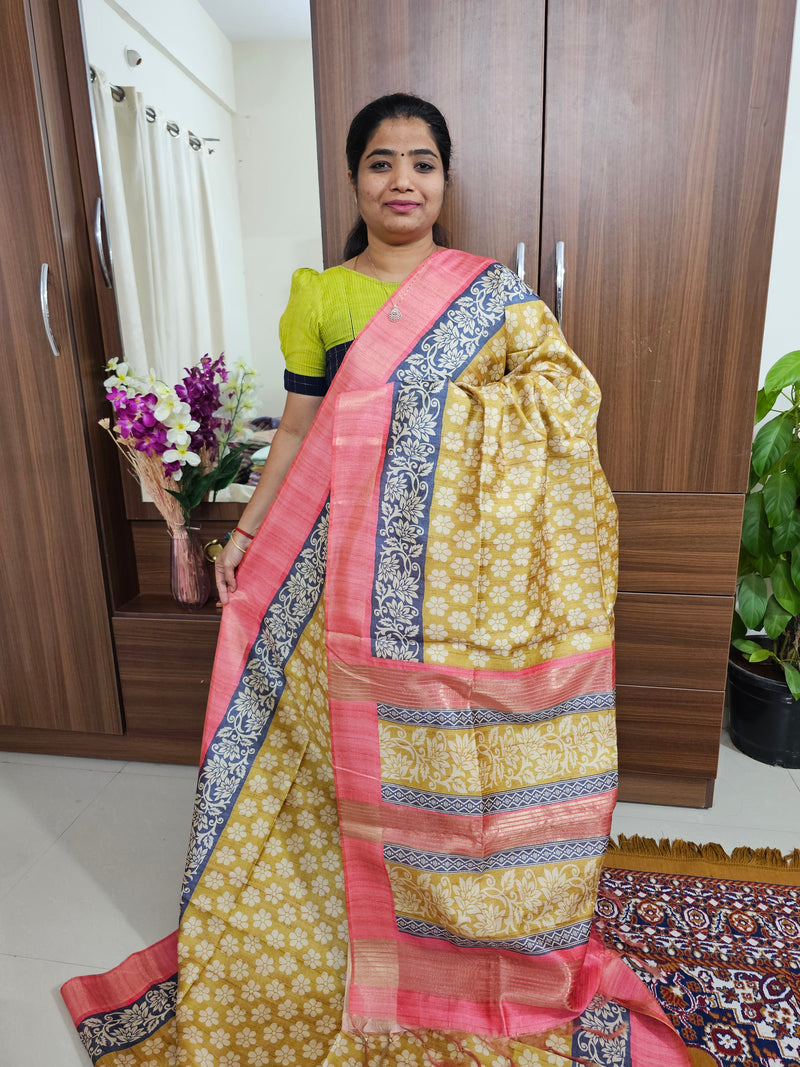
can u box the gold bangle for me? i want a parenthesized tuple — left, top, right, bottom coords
(229, 532, 249, 553)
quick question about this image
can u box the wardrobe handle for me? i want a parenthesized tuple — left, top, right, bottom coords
(39, 263, 60, 357)
(515, 241, 525, 283)
(555, 240, 565, 325)
(94, 196, 113, 288)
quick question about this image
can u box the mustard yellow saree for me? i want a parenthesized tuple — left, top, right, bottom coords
(63, 250, 687, 1066)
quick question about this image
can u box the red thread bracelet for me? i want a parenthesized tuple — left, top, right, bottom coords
(234, 526, 254, 541)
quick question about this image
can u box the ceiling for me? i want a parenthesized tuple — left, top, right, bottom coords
(196, 0, 311, 41)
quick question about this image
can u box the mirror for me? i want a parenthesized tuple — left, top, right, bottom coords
(79, 0, 321, 420)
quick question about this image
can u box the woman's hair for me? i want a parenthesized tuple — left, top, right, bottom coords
(343, 93, 451, 260)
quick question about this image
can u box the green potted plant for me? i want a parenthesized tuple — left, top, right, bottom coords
(729, 348, 800, 766)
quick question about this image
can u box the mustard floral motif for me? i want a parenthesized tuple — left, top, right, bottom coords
(423, 300, 617, 672)
(379, 710, 616, 796)
(386, 856, 603, 942)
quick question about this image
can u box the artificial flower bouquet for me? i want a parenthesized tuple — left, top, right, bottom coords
(101, 353, 258, 533)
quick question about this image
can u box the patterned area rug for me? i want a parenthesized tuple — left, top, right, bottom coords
(599, 836, 800, 1067)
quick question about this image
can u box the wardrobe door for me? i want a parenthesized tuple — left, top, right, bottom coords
(539, 0, 795, 805)
(310, 0, 545, 273)
(540, 0, 795, 493)
(0, 0, 121, 731)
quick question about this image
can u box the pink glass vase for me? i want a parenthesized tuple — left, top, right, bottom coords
(169, 526, 211, 609)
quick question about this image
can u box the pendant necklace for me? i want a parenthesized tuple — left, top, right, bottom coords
(363, 245, 437, 322)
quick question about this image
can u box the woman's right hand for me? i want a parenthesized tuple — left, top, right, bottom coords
(212, 393, 323, 606)
(215, 537, 247, 605)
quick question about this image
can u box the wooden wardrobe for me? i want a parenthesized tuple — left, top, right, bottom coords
(310, 0, 796, 805)
(0, 0, 795, 806)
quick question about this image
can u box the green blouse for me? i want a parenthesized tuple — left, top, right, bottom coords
(279, 266, 399, 395)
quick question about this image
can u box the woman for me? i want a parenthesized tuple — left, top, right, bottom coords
(63, 95, 688, 1066)
(212, 94, 454, 605)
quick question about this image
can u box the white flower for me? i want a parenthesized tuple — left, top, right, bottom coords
(163, 443, 201, 468)
(451, 582, 471, 604)
(427, 568, 449, 589)
(103, 358, 144, 391)
(426, 645, 449, 662)
(429, 541, 451, 562)
(153, 390, 184, 422)
(218, 391, 239, 416)
(165, 413, 199, 448)
(425, 596, 448, 617)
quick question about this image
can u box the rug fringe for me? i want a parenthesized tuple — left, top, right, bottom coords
(609, 833, 800, 868)
(606, 834, 800, 884)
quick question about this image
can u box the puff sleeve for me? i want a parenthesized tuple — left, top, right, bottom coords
(279, 268, 327, 396)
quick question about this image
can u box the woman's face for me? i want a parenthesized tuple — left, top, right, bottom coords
(350, 117, 446, 247)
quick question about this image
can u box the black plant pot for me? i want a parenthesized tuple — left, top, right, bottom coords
(728, 647, 800, 768)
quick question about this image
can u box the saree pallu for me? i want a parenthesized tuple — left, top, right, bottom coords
(62, 250, 688, 1066)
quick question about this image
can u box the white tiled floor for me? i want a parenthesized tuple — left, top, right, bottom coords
(1, 734, 799, 1067)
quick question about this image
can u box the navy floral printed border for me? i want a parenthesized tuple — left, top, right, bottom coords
(76, 976, 177, 1063)
(371, 264, 534, 661)
(180, 505, 329, 909)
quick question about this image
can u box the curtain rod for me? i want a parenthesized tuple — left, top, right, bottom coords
(89, 67, 218, 152)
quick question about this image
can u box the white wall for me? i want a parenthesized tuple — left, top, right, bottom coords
(760, 12, 800, 383)
(231, 39, 323, 416)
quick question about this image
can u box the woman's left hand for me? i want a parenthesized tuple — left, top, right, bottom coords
(215, 537, 247, 605)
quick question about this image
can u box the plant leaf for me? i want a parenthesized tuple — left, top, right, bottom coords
(748, 648, 773, 662)
(791, 547, 800, 592)
(771, 557, 800, 615)
(755, 550, 779, 576)
(737, 572, 769, 629)
(732, 637, 771, 661)
(764, 595, 793, 639)
(731, 610, 747, 642)
(738, 546, 757, 576)
(783, 662, 800, 700)
(206, 446, 245, 493)
(755, 386, 780, 423)
(740, 493, 771, 557)
(787, 438, 800, 471)
(771, 510, 800, 553)
(763, 349, 800, 394)
(763, 470, 798, 527)
(751, 414, 793, 479)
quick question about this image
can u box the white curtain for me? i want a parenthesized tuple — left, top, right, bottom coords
(91, 70, 226, 385)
